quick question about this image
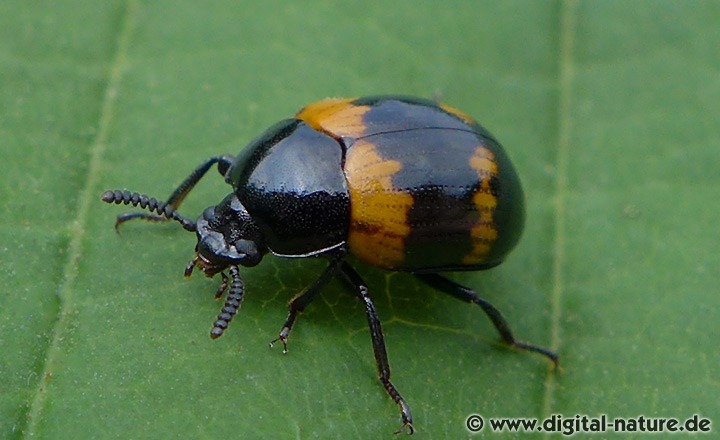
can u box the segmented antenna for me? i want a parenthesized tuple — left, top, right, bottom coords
(211, 265, 245, 339)
(101, 190, 196, 231)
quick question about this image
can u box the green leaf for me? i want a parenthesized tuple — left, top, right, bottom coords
(2, 0, 718, 438)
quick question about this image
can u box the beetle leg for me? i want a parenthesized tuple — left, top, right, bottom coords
(215, 271, 229, 299)
(339, 262, 414, 435)
(115, 155, 234, 229)
(415, 273, 559, 367)
(270, 252, 345, 353)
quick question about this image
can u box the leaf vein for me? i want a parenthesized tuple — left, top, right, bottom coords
(23, 1, 139, 436)
(542, 0, 577, 417)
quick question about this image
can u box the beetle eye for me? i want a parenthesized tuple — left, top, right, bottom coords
(197, 230, 227, 260)
(235, 239, 261, 267)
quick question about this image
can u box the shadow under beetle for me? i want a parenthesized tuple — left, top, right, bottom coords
(102, 96, 558, 434)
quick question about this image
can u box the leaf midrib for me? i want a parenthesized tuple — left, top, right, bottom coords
(22, 1, 139, 437)
(542, 0, 576, 416)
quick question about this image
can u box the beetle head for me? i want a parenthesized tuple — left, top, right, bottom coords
(186, 194, 266, 277)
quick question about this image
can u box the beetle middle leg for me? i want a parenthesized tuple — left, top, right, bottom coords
(270, 250, 345, 353)
(339, 262, 414, 435)
(415, 273, 558, 366)
(115, 155, 234, 229)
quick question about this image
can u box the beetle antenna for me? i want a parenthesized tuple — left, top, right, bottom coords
(101, 190, 197, 232)
(210, 265, 245, 339)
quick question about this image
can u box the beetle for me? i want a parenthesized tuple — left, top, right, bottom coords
(101, 95, 558, 434)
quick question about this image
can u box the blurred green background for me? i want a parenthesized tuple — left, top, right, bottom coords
(1, 0, 718, 438)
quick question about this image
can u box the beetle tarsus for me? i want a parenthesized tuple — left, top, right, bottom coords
(393, 419, 415, 436)
(269, 328, 290, 354)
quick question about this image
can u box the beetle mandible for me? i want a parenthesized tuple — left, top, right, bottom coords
(101, 96, 558, 434)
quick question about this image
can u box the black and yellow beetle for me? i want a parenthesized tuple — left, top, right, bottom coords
(102, 95, 557, 434)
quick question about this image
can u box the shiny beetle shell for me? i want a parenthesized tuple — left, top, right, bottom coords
(227, 95, 524, 271)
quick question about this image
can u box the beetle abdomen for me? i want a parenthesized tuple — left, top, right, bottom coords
(345, 128, 523, 271)
(297, 96, 525, 271)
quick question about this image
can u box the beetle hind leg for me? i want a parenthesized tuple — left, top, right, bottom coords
(339, 262, 414, 435)
(416, 273, 558, 367)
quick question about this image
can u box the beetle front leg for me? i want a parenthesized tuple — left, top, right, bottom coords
(416, 273, 559, 367)
(339, 262, 414, 435)
(270, 251, 345, 353)
(115, 155, 234, 229)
